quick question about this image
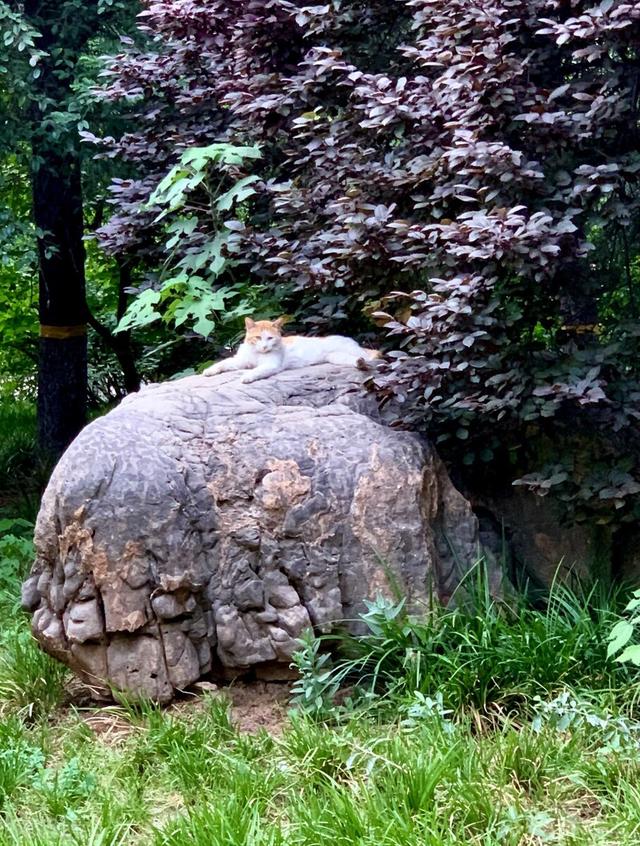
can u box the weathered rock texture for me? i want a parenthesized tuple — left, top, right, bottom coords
(23, 365, 497, 702)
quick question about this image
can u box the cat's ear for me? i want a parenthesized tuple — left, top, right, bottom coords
(274, 317, 286, 330)
(244, 317, 256, 330)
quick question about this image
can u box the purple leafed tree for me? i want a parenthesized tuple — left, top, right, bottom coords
(94, 0, 640, 524)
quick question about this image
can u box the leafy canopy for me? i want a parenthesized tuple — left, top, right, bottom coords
(95, 0, 640, 524)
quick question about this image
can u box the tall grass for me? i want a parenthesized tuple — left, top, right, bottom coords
(1, 690, 639, 845)
(292, 563, 636, 715)
(0, 528, 68, 719)
(151, 708, 640, 845)
(0, 400, 50, 520)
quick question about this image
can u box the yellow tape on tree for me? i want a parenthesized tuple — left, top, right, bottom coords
(39, 325, 87, 339)
(560, 323, 601, 335)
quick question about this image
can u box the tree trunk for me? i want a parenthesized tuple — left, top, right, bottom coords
(33, 143, 88, 458)
(24, 1, 92, 458)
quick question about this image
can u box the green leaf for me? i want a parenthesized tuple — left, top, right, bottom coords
(165, 215, 198, 248)
(175, 233, 229, 277)
(149, 167, 189, 204)
(181, 143, 261, 168)
(159, 271, 190, 293)
(171, 289, 227, 338)
(0, 517, 32, 532)
(216, 175, 259, 211)
(192, 313, 217, 339)
(625, 590, 640, 612)
(615, 644, 640, 666)
(607, 620, 634, 657)
(116, 289, 161, 333)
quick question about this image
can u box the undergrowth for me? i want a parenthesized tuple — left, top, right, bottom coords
(291, 565, 636, 718)
(0, 401, 50, 520)
(0, 523, 68, 719)
(0, 521, 640, 842)
(1, 688, 640, 844)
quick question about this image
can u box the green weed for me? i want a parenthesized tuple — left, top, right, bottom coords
(0, 528, 68, 720)
(293, 564, 635, 716)
(0, 717, 45, 809)
(0, 515, 638, 844)
(154, 798, 282, 846)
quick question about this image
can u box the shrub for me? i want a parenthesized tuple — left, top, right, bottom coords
(292, 567, 635, 714)
(0, 402, 52, 520)
(93, 0, 640, 527)
(607, 587, 640, 667)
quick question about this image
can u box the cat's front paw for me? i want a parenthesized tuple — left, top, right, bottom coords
(240, 372, 258, 384)
(203, 363, 222, 377)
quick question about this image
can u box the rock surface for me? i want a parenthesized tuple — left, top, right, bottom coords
(23, 365, 497, 702)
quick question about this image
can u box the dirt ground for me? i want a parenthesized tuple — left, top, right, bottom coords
(65, 677, 293, 743)
(223, 680, 293, 734)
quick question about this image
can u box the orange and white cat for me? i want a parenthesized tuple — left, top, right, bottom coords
(203, 317, 379, 384)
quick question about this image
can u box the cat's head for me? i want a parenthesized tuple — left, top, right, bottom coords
(244, 317, 285, 354)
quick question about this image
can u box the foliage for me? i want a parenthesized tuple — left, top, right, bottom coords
(0, 402, 37, 491)
(0, 401, 54, 521)
(0, 156, 38, 398)
(0, 718, 45, 810)
(0, 0, 146, 423)
(94, 0, 640, 525)
(0, 1, 46, 141)
(0, 521, 68, 719)
(116, 142, 269, 339)
(290, 569, 633, 714)
(607, 587, 640, 667)
(33, 757, 97, 819)
(290, 628, 341, 718)
(532, 690, 640, 752)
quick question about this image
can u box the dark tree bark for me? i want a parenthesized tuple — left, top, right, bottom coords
(86, 260, 141, 395)
(23, 1, 98, 457)
(32, 145, 88, 458)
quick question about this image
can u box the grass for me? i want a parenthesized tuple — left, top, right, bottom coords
(0, 526, 69, 720)
(1, 694, 640, 844)
(290, 566, 636, 716)
(2, 506, 640, 842)
(0, 400, 50, 521)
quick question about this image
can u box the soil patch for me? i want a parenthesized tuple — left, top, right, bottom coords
(62, 677, 292, 743)
(225, 680, 292, 735)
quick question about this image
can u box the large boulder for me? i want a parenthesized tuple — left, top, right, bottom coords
(22, 366, 498, 702)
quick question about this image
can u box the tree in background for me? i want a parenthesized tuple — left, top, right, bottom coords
(0, 155, 38, 396)
(1, 0, 139, 458)
(92, 0, 640, 532)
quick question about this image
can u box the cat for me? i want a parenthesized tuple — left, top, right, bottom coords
(203, 317, 379, 384)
